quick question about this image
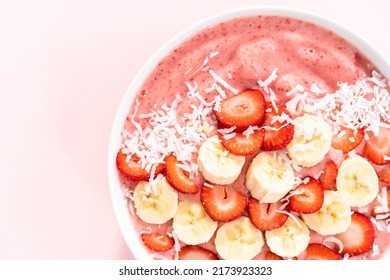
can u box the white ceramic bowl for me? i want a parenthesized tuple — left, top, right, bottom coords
(108, 6, 390, 260)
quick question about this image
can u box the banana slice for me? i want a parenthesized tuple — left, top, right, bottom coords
(215, 216, 264, 260)
(265, 215, 310, 258)
(133, 176, 178, 224)
(172, 200, 218, 245)
(301, 190, 352, 235)
(246, 151, 295, 203)
(336, 156, 379, 207)
(197, 136, 245, 185)
(286, 114, 332, 167)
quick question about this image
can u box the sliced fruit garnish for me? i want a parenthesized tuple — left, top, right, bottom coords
(364, 127, 390, 165)
(218, 127, 264, 156)
(214, 89, 266, 132)
(265, 216, 311, 258)
(335, 212, 375, 257)
(331, 127, 364, 153)
(378, 165, 390, 184)
(247, 197, 288, 231)
(299, 243, 341, 260)
(178, 245, 219, 260)
(141, 232, 174, 252)
(166, 154, 198, 194)
(264, 252, 283, 260)
(173, 200, 218, 245)
(288, 177, 324, 214)
(319, 160, 338, 190)
(116, 150, 165, 181)
(200, 184, 247, 222)
(262, 102, 294, 151)
(215, 216, 264, 260)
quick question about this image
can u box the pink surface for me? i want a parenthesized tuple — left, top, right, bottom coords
(1, 0, 390, 259)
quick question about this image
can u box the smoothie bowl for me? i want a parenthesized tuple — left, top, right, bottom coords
(108, 7, 390, 260)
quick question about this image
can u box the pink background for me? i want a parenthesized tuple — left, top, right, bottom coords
(1, 0, 390, 259)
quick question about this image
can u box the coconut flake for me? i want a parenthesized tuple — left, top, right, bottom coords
(308, 71, 390, 136)
(138, 227, 152, 236)
(208, 69, 239, 95)
(371, 217, 385, 231)
(258, 68, 278, 90)
(286, 84, 305, 97)
(275, 210, 302, 228)
(217, 126, 237, 134)
(323, 236, 344, 253)
(223, 133, 236, 140)
(203, 182, 214, 188)
(310, 83, 327, 95)
(371, 243, 380, 257)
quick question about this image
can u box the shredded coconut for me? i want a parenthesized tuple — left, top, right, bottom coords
(307, 71, 390, 136)
(323, 236, 344, 254)
(275, 210, 302, 228)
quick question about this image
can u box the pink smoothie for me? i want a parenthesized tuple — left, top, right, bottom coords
(117, 15, 390, 260)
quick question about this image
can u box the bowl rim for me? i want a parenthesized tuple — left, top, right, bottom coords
(108, 6, 390, 260)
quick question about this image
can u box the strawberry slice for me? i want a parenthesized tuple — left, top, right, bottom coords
(141, 232, 174, 252)
(335, 212, 375, 257)
(200, 184, 247, 222)
(378, 166, 390, 184)
(116, 150, 165, 181)
(218, 128, 264, 156)
(299, 243, 341, 260)
(262, 102, 294, 151)
(319, 160, 338, 190)
(331, 127, 364, 153)
(288, 177, 324, 214)
(364, 127, 390, 165)
(247, 197, 288, 231)
(214, 89, 266, 132)
(179, 245, 219, 260)
(166, 154, 198, 194)
(264, 252, 283, 260)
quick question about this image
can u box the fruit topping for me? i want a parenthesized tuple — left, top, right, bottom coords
(264, 252, 283, 260)
(214, 89, 266, 132)
(336, 156, 379, 207)
(262, 102, 294, 151)
(218, 127, 264, 156)
(378, 166, 390, 184)
(197, 136, 245, 185)
(265, 216, 311, 258)
(299, 243, 341, 260)
(133, 176, 178, 224)
(116, 150, 165, 181)
(172, 201, 218, 245)
(166, 154, 198, 194)
(286, 114, 332, 168)
(178, 245, 219, 260)
(364, 127, 390, 165)
(201, 184, 247, 222)
(141, 232, 174, 252)
(335, 212, 375, 257)
(288, 177, 324, 214)
(331, 127, 364, 153)
(302, 190, 352, 235)
(215, 216, 264, 260)
(319, 160, 338, 190)
(247, 197, 288, 231)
